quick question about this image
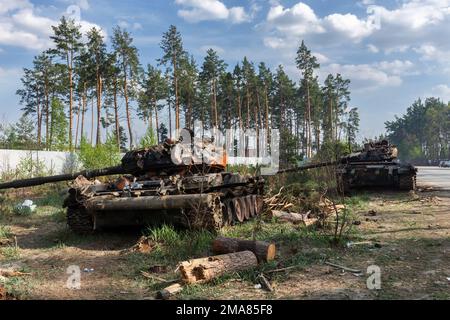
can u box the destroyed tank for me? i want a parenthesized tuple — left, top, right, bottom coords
(0, 136, 264, 233)
(336, 140, 417, 192)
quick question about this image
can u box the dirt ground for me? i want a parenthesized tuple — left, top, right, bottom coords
(1, 186, 449, 300)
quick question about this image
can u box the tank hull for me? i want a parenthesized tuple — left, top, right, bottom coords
(64, 173, 265, 233)
(337, 162, 417, 193)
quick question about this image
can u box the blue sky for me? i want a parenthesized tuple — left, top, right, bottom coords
(1, 0, 450, 141)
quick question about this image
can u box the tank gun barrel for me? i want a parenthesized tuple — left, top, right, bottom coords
(0, 165, 124, 190)
(276, 160, 339, 174)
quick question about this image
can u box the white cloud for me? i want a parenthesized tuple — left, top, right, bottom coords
(322, 63, 403, 92)
(264, 0, 450, 54)
(367, 44, 379, 53)
(312, 52, 329, 64)
(175, 0, 251, 24)
(414, 44, 450, 63)
(200, 45, 225, 54)
(0, 0, 104, 50)
(77, 0, 90, 10)
(431, 84, 450, 102)
(0, 0, 29, 14)
(323, 13, 376, 42)
(375, 60, 416, 76)
(266, 3, 324, 36)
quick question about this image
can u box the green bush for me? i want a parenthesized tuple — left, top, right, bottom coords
(139, 127, 158, 148)
(77, 135, 121, 170)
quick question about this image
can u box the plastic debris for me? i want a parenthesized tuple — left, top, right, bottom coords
(83, 268, 94, 273)
(14, 200, 37, 216)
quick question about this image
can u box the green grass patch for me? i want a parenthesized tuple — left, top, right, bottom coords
(0, 245, 20, 260)
(0, 225, 12, 238)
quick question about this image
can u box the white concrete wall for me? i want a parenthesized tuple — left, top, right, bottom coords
(0, 149, 71, 175)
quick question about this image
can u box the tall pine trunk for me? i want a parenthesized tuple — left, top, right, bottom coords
(68, 52, 73, 151)
(80, 83, 87, 143)
(96, 68, 102, 146)
(123, 62, 133, 149)
(113, 78, 120, 150)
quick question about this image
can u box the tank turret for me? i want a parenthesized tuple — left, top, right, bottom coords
(0, 135, 263, 233)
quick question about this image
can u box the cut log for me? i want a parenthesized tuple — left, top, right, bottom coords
(179, 251, 258, 284)
(212, 237, 276, 263)
(156, 283, 183, 300)
(270, 210, 317, 226)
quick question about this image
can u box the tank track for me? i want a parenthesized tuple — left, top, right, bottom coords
(184, 195, 264, 231)
(398, 174, 416, 191)
(67, 207, 94, 234)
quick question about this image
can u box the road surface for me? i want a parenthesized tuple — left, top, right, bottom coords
(416, 166, 450, 190)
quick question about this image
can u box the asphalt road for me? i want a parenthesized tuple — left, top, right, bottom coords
(416, 166, 450, 190)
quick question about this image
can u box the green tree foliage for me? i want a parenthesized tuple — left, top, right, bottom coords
(13, 23, 362, 169)
(139, 127, 158, 148)
(112, 27, 140, 149)
(77, 135, 121, 169)
(49, 97, 68, 151)
(159, 25, 186, 132)
(386, 98, 450, 162)
(49, 16, 83, 150)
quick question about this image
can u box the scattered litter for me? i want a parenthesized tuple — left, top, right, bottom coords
(366, 210, 377, 216)
(254, 284, 262, 289)
(13, 200, 36, 216)
(124, 236, 155, 254)
(257, 273, 274, 292)
(83, 268, 94, 273)
(149, 265, 168, 274)
(446, 277, 450, 282)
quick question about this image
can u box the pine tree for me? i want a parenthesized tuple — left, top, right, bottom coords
(199, 49, 227, 128)
(159, 25, 186, 133)
(296, 40, 319, 158)
(85, 27, 108, 146)
(112, 26, 140, 149)
(49, 16, 83, 151)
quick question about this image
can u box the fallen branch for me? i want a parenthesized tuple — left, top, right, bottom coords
(270, 210, 317, 226)
(325, 261, 362, 274)
(0, 270, 31, 277)
(140, 271, 177, 284)
(265, 265, 302, 274)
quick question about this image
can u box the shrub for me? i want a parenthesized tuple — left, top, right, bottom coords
(77, 135, 121, 170)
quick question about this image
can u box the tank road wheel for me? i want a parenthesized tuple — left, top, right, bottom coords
(241, 197, 251, 220)
(247, 196, 256, 217)
(67, 207, 94, 234)
(222, 199, 234, 226)
(255, 196, 264, 216)
(232, 198, 245, 223)
(398, 175, 416, 191)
